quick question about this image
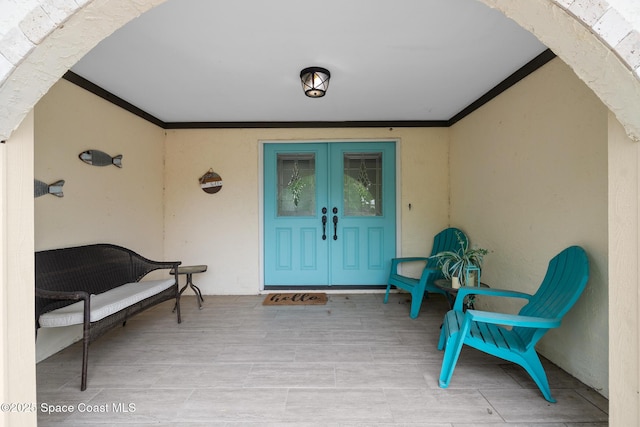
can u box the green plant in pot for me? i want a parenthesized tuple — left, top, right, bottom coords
(431, 231, 488, 288)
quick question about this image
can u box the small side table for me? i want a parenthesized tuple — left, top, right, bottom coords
(171, 265, 207, 310)
(434, 278, 489, 310)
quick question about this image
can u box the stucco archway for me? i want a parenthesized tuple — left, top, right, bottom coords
(1, 1, 638, 425)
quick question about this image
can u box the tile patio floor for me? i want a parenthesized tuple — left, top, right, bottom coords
(36, 293, 608, 426)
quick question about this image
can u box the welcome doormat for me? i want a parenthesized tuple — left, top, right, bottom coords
(262, 293, 328, 306)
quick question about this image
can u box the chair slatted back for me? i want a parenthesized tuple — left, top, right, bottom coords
(513, 246, 589, 345)
(425, 227, 468, 271)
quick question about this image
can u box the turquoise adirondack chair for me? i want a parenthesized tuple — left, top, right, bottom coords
(384, 227, 468, 318)
(437, 245, 589, 402)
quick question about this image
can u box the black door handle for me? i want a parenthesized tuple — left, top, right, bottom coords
(321, 207, 327, 240)
(332, 207, 338, 240)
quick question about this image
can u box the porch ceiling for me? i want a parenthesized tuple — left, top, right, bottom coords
(70, 0, 548, 126)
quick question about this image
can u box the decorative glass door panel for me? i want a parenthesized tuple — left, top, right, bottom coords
(264, 142, 395, 287)
(277, 154, 316, 216)
(343, 152, 383, 217)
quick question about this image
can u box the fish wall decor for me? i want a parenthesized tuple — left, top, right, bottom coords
(34, 179, 64, 198)
(79, 150, 123, 168)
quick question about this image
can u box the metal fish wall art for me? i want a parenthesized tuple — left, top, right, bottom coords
(34, 179, 64, 198)
(79, 150, 123, 168)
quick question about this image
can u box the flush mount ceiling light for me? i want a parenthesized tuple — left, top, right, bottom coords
(300, 67, 331, 98)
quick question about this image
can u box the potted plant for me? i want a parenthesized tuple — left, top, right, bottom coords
(431, 231, 488, 288)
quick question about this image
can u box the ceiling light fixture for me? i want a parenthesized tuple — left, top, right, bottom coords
(300, 67, 331, 98)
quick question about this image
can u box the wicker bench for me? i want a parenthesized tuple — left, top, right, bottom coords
(35, 243, 182, 390)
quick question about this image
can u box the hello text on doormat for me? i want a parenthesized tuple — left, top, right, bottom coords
(262, 293, 328, 306)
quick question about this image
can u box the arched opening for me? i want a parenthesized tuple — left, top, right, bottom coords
(1, 1, 637, 425)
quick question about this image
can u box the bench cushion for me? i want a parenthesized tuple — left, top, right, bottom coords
(39, 279, 175, 327)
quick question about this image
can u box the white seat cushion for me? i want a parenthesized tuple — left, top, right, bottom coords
(39, 279, 175, 328)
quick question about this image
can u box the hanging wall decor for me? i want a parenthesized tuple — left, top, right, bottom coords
(199, 169, 223, 194)
(79, 150, 123, 168)
(34, 179, 65, 198)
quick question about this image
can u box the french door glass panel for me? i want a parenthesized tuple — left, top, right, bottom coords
(343, 152, 383, 217)
(277, 154, 316, 217)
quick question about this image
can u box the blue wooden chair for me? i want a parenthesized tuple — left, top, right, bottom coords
(384, 227, 468, 318)
(437, 245, 589, 402)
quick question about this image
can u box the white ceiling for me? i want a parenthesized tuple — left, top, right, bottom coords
(70, 0, 548, 124)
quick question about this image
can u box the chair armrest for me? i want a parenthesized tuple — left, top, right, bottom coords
(390, 257, 429, 274)
(35, 289, 91, 330)
(453, 287, 532, 311)
(465, 309, 561, 329)
(135, 258, 182, 282)
(35, 288, 90, 302)
(147, 260, 182, 269)
(127, 246, 180, 269)
(419, 267, 441, 281)
(391, 257, 429, 265)
(135, 256, 181, 271)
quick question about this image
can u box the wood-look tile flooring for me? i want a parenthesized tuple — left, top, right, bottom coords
(37, 293, 608, 426)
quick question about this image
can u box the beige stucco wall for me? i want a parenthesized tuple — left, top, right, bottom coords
(1, 111, 36, 426)
(34, 79, 166, 361)
(163, 128, 450, 295)
(34, 79, 166, 253)
(450, 57, 609, 396)
(607, 111, 639, 424)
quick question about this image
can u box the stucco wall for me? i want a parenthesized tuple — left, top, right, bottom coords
(607, 111, 639, 424)
(450, 57, 609, 396)
(163, 128, 450, 295)
(34, 79, 166, 253)
(2, 111, 36, 425)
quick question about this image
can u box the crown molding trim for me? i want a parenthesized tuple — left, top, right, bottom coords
(448, 49, 557, 126)
(62, 71, 165, 128)
(63, 49, 555, 129)
(162, 120, 450, 129)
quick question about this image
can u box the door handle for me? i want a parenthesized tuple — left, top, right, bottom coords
(321, 207, 327, 240)
(332, 207, 338, 240)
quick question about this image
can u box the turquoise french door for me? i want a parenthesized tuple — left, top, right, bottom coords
(264, 142, 396, 286)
